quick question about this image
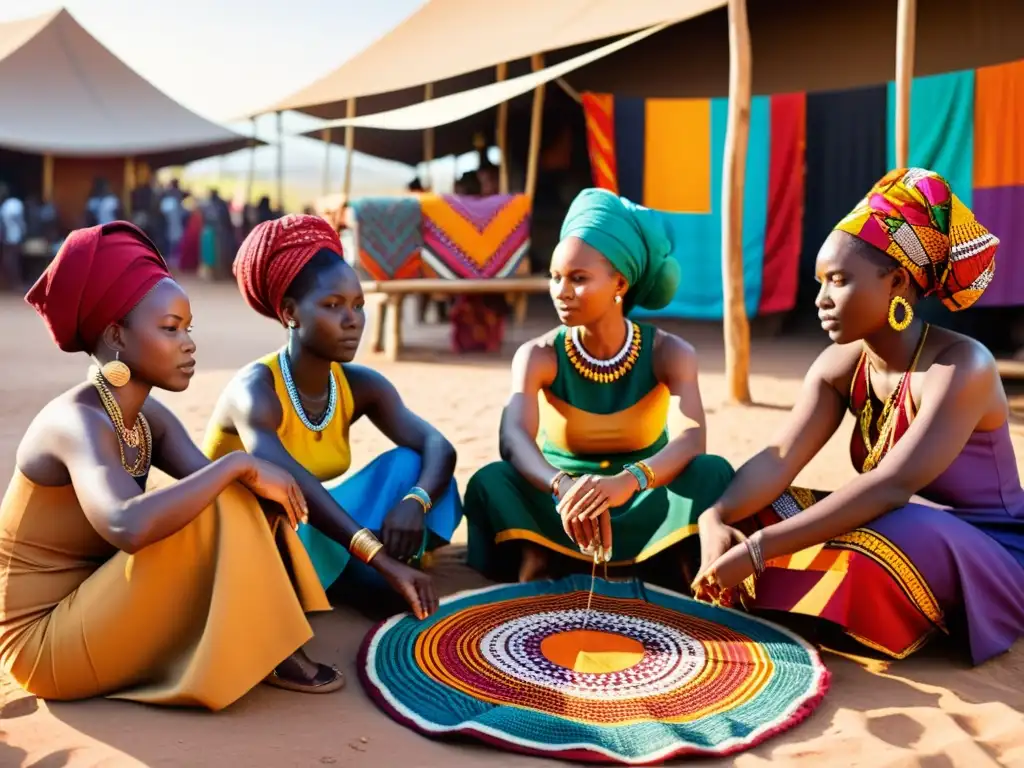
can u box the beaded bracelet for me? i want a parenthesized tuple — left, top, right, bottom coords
(623, 460, 655, 491)
(623, 463, 648, 491)
(635, 460, 656, 487)
(350, 528, 384, 564)
(403, 486, 432, 514)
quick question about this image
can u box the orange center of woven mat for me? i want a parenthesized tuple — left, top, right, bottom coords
(539, 630, 646, 673)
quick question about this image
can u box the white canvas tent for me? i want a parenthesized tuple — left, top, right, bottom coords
(0, 8, 251, 165)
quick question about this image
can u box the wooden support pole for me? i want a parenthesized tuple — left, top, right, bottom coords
(42, 154, 54, 202)
(122, 156, 136, 215)
(895, 0, 917, 168)
(343, 98, 357, 199)
(422, 83, 435, 189)
(495, 63, 509, 194)
(524, 54, 546, 200)
(275, 110, 285, 212)
(245, 117, 257, 205)
(322, 127, 333, 196)
(721, 0, 753, 405)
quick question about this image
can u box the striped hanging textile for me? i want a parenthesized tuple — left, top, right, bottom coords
(800, 85, 889, 302)
(886, 70, 976, 207)
(973, 59, 1024, 308)
(580, 92, 806, 320)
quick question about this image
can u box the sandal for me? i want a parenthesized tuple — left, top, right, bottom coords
(262, 662, 345, 694)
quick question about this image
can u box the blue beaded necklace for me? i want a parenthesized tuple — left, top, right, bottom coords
(278, 349, 337, 432)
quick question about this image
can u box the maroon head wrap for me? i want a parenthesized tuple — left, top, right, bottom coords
(232, 214, 344, 322)
(25, 222, 171, 353)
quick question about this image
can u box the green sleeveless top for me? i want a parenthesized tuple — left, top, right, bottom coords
(538, 322, 670, 475)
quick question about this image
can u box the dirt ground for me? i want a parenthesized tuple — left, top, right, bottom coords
(0, 279, 1022, 768)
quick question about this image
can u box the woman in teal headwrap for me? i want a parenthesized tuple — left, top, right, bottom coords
(463, 189, 734, 584)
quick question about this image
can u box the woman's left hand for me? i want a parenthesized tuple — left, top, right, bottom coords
(691, 542, 755, 604)
(557, 473, 637, 548)
(381, 496, 426, 561)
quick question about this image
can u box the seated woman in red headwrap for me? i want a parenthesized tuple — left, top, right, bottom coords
(693, 169, 1024, 665)
(203, 215, 461, 619)
(0, 222, 345, 709)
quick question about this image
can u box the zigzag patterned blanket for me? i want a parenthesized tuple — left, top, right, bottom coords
(348, 197, 423, 280)
(420, 193, 531, 280)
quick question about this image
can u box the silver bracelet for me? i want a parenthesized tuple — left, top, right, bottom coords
(744, 531, 766, 578)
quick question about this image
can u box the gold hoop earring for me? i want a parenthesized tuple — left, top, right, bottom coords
(888, 296, 913, 332)
(101, 351, 131, 387)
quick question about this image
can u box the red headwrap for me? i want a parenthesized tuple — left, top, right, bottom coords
(25, 222, 171, 353)
(233, 214, 344, 322)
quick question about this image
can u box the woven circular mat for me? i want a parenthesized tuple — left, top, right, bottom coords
(359, 576, 829, 765)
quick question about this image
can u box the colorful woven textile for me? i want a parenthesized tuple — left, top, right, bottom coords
(582, 92, 805, 319)
(420, 193, 531, 280)
(360, 576, 829, 765)
(348, 197, 423, 280)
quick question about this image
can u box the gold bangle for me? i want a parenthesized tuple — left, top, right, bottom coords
(402, 492, 429, 514)
(635, 460, 656, 488)
(350, 528, 384, 564)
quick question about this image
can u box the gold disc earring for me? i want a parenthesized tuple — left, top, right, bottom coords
(101, 351, 131, 387)
(888, 296, 913, 332)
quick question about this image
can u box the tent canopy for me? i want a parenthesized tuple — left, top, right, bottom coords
(269, 0, 1024, 168)
(0, 9, 254, 165)
(301, 22, 670, 132)
(264, 0, 725, 117)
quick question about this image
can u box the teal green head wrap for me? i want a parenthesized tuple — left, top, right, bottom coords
(558, 188, 680, 311)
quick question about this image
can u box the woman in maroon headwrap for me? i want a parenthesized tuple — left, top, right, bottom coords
(203, 214, 461, 619)
(0, 222, 344, 710)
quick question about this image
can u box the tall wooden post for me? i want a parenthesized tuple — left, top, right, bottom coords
(343, 98, 357, 198)
(895, 0, 917, 168)
(122, 157, 136, 216)
(275, 110, 285, 212)
(721, 0, 753, 404)
(322, 127, 333, 195)
(42, 154, 54, 202)
(245, 117, 257, 204)
(525, 54, 547, 199)
(495, 63, 510, 194)
(422, 83, 435, 189)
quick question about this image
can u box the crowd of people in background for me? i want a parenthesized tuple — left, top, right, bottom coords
(0, 177, 284, 293)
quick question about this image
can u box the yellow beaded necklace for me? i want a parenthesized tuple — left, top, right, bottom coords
(565, 320, 642, 384)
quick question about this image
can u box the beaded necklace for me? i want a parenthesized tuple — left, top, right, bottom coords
(278, 349, 337, 433)
(565, 319, 642, 384)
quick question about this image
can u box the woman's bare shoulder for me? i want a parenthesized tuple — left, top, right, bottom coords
(15, 384, 112, 486)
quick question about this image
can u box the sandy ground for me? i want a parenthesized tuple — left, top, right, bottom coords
(1, 278, 1023, 768)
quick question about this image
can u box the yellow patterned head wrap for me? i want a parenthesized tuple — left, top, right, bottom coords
(834, 168, 999, 311)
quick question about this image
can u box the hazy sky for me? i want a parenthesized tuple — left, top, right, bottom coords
(2, 0, 425, 122)
(2, 1, 487, 193)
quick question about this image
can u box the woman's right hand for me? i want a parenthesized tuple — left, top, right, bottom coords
(235, 454, 309, 530)
(374, 555, 439, 620)
(693, 508, 746, 592)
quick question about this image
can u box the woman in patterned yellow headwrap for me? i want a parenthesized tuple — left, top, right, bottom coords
(693, 168, 1024, 665)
